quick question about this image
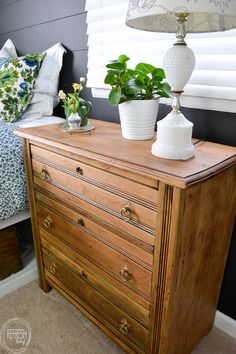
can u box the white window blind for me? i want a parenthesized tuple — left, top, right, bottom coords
(86, 0, 236, 113)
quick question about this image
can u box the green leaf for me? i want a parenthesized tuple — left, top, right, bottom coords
(135, 70, 150, 84)
(63, 107, 71, 118)
(104, 72, 116, 85)
(122, 78, 143, 96)
(152, 76, 163, 84)
(152, 68, 165, 79)
(135, 63, 155, 75)
(118, 54, 130, 64)
(121, 70, 134, 83)
(106, 61, 124, 70)
(80, 116, 88, 127)
(122, 87, 139, 97)
(156, 82, 172, 97)
(125, 78, 143, 89)
(108, 86, 121, 106)
(126, 68, 135, 76)
(78, 105, 88, 119)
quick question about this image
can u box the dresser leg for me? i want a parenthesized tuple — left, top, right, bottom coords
(37, 273, 51, 293)
(39, 280, 51, 293)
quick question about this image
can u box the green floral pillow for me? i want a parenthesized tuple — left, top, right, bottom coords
(0, 53, 45, 123)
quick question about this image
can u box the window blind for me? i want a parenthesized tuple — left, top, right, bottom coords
(86, 0, 236, 113)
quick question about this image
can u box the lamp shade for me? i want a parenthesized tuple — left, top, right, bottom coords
(126, 0, 236, 33)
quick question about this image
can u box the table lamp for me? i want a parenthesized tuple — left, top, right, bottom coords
(126, 1, 236, 160)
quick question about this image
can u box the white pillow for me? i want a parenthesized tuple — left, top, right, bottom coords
(0, 39, 17, 58)
(21, 43, 66, 122)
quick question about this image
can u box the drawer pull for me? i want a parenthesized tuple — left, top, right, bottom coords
(119, 319, 129, 335)
(40, 166, 50, 182)
(49, 263, 57, 276)
(44, 215, 52, 228)
(76, 167, 83, 175)
(120, 203, 132, 222)
(120, 266, 132, 282)
(77, 217, 84, 226)
(79, 270, 87, 279)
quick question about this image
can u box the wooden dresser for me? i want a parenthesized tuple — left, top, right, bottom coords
(16, 119, 236, 354)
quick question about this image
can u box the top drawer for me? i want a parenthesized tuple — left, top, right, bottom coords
(30, 145, 159, 207)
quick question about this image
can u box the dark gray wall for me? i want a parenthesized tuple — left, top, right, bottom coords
(0, 0, 235, 320)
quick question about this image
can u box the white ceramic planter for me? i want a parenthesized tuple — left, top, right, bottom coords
(118, 99, 159, 140)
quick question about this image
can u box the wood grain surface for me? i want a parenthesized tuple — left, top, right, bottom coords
(16, 119, 236, 188)
(16, 120, 236, 353)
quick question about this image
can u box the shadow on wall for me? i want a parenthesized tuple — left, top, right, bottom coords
(80, 95, 236, 148)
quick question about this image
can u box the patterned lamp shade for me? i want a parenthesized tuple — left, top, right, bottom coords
(126, 0, 236, 33)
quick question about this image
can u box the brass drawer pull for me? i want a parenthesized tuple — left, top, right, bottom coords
(120, 202, 132, 222)
(44, 215, 52, 228)
(77, 217, 84, 226)
(76, 167, 83, 175)
(49, 263, 57, 276)
(120, 266, 132, 282)
(79, 270, 87, 279)
(40, 166, 50, 182)
(119, 319, 129, 335)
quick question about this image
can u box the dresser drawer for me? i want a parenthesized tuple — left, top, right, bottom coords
(32, 159, 157, 230)
(35, 190, 153, 267)
(41, 234, 150, 326)
(34, 176, 155, 246)
(43, 248, 148, 352)
(31, 144, 158, 205)
(37, 203, 152, 299)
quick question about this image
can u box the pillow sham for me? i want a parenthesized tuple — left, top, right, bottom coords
(21, 43, 66, 122)
(0, 52, 45, 123)
(0, 39, 17, 59)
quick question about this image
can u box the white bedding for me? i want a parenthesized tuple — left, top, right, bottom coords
(18, 115, 65, 128)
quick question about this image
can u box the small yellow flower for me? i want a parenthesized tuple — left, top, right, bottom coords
(68, 98, 73, 104)
(72, 83, 81, 92)
(58, 90, 66, 100)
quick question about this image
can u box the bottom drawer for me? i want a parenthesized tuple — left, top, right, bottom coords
(43, 249, 148, 352)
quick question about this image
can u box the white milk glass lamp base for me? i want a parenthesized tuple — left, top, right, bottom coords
(152, 111, 195, 160)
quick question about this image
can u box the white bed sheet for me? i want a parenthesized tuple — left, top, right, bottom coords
(18, 115, 65, 128)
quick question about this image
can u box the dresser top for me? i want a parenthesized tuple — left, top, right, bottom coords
(16, 119, 236, 188)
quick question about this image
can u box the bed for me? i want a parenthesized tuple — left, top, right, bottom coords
(0, 115, 66, 298)
(0, 116, 65, 231)
(0, 38, 66, 230)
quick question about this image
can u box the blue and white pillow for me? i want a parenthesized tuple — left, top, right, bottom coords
(0, 52, 45, 123)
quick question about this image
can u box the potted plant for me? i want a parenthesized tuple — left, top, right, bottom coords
(104, 54, 171, 140)
(58, 77, 92, 131)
